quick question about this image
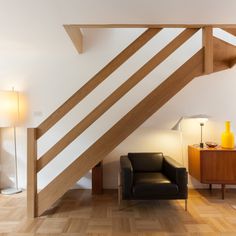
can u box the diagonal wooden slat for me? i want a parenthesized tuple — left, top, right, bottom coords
(222, 28, 236, 37)
(37, 28, 199, 172)
(36, 28, 161, 139)
(37, 48, 204, 216)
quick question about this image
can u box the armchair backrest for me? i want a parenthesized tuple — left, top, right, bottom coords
(128, 153, 164, 172)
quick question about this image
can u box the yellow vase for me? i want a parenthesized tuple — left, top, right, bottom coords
(221, 121, 235, 149)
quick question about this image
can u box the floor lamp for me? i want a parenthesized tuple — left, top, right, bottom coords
(188, 114, 209, 148)
(0, 88, 22, 194)
(171, 117, 184, 165)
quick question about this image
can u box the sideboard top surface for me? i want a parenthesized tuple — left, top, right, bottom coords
(189, 145, 236, 152)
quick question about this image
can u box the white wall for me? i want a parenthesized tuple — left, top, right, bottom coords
(0, 0, 236, 190)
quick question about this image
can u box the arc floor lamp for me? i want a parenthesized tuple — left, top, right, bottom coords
(0, 88, 22, 194)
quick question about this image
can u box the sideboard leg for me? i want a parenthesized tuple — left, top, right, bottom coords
(221, 184, 225, 199)
(209, 184, 212, 191)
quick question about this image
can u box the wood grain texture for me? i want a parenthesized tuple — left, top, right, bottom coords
(229, 58, 236, 68)
(213, 36, 236, 69)
(213, 61, 230, 73)
(27, 128, 38, 218)
(37, 49, 204, 216)
(222, 28, 236, 36)
(64, 25, 83, 54)
(189, 145, 236, 183)
(36, 28, 161, 139)
(201, 150, 236, 183)
(37, 28, 199, 172)
(202, 26, 213, 74)
(92, 162, 103, 194)
(188, 145, 201, 182)
(5, 189, 236, 234)
(188, 145, 236, 200)
(65, 24, 236, 28)
(189, 145, 236, 152)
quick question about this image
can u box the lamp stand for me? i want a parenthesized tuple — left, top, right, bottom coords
(180, 131, 184, 166)
(200, 123, 204, 148)
(1, 126, 22, 195)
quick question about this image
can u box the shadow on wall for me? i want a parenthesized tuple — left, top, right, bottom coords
(0, 149, 15, 189)
(0, 127, 25, 190)
(83, 29, 114, 53)
(103, 158, 120, 189)
(73, 170, 92, 189)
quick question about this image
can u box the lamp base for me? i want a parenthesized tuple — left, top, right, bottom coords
(200, 142, 204, 148)
(1, 188, 22, 195)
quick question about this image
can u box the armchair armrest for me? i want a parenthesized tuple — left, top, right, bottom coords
(120, 155, 133, 199)
(163, 156, 188, 198)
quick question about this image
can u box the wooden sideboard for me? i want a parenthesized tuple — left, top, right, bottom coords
(188, 145, 236, 199)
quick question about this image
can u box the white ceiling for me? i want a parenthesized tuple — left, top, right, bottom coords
(0, 0, 236, 26)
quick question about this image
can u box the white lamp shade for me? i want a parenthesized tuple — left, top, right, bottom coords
(196, 117, 208, 124)
(171, 117, 183, 131)
(0, 90, 19, 127)
(188, 114, 209, 124)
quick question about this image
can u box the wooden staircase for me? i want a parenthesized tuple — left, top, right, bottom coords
(27, 25, 236, 217)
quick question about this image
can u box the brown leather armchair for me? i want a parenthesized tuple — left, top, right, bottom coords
(119, 153, 188, 210)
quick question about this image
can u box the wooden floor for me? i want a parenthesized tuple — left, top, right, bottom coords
(1, 189, 236, 235)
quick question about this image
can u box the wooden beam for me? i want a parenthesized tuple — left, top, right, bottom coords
(64, 24, 236, 29)
(64, 25, 83, 54)
(37, 28, 161, 139)
(27, 128, 38, 218)
(37, 49, 204, 216)
(202, 26, 213, 74)
(221, 28, 236, 37)
(37, 28, 199, 172)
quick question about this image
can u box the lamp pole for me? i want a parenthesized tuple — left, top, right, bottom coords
(13, 125, 19, 190)
(0, 88, 22, 195)
(200, 123, 204, 148)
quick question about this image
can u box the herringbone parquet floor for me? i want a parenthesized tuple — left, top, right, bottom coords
(1, 189, 236, 235)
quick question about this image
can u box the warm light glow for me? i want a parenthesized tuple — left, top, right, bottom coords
(188, 114, 209, 125)
(196, 117, 208, 124)
(0, 91, 19, 127)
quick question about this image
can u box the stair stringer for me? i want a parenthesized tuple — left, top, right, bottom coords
(213, 36, 236, 70)
(37, 48, 204, 216)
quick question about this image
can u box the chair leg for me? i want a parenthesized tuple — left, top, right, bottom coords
(185, 199, 188, 211)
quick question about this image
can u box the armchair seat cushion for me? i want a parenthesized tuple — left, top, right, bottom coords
(133, 172, 179, 198)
